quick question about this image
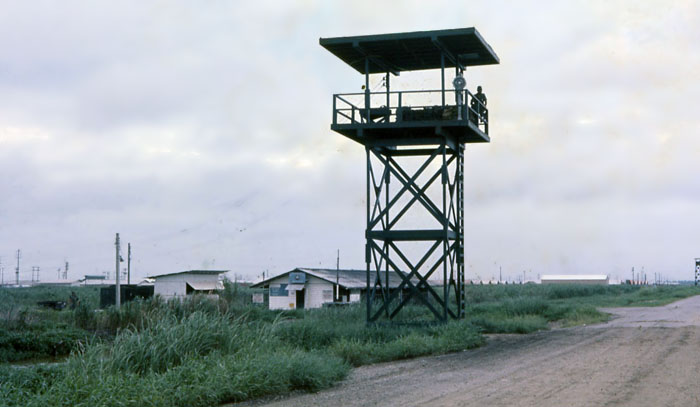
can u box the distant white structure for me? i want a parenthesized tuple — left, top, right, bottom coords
(137, 278, 155, 286)
(33, 280, 76, 287)
(540, 274, 609, 285)
(150, 270, 226, 300)
(79, 275, 108, 286)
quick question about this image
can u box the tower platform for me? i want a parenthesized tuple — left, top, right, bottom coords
(322, 27, 498, 147)
(321, 27, 499, 322)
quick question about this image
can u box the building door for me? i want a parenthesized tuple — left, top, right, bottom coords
(296, 289, 305, 309)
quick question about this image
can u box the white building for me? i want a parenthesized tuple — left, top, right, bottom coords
(540, 274, 609, 285)
(150, 270, 226, 300)
(79, 275, 108, 286)
(251, 268, 408, 310)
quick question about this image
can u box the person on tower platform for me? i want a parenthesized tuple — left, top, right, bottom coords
(470, 86, 487, 124)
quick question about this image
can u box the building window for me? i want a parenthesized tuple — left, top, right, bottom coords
(322, 290, 333, 301)
(270, 284, 289, 297)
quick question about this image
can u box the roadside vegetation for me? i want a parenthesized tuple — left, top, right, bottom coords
(0, 282, 697, 407)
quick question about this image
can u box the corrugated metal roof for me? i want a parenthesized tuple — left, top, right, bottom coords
(149, 270, 228, 279)
(252, 268, 416, 289)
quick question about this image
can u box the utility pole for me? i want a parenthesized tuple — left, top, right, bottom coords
(64, 261, 69, 280)
(31, 266, 40, 283)
(336, 249, 340, 301)
(499, 266, 502, 284)
(115, 233, 121, 309)
(15, 250, 21, 286)
(127, 243, 131, 285)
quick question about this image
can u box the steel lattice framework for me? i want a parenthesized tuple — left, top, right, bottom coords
(363, 143, 465, 321)
(695, 258, 699, 286)
(321, 28, 499, 321)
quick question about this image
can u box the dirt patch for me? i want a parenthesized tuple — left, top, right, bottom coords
(232, 295, 700, 407)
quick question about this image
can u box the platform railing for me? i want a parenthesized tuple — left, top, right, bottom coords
(332, 89, 488, 135)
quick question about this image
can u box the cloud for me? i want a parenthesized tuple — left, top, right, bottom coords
(0, 1, 698, 282)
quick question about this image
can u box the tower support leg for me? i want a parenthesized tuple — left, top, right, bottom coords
(365, 141, 464, 322)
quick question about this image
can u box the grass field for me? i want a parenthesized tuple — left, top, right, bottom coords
(0, 283, 697, 407)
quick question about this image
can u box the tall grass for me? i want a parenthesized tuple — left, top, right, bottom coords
(0, 286, 99, 315)
(272, 305, 484, 366)
(105, 312, 261, 374)
(2, 307, 349, 407)
(0, 324, 88, 363)
(1, 284, 697, 407)
(463, 284, 700, 333)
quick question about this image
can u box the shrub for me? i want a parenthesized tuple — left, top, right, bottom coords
(0, 325, 89, 363)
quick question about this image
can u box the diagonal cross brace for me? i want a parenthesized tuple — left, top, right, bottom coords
(369, 148, 457, 231)
(386, 241, 458, 319)
(367, 147, 441, 230)
(388, 154, 456, 230)
(368, 239, 450, 321)
(385, 153, 457, 231)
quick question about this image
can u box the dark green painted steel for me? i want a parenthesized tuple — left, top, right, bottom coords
(362, 144, 465, 322)
(322, 27, 497, 322)
(320, 27, 499, 74)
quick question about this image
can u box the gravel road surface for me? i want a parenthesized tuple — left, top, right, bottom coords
(234, 295, 700, 407)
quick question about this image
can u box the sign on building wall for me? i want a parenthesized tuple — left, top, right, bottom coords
(289, 272, 306, 284)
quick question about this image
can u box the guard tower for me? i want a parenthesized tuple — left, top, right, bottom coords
(320, 28, 499, 322)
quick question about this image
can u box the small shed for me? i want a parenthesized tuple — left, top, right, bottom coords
(150, 270, 226, 300)
(540, 274, 609, 285)
(100, 284, 155, 308)
(251, 268, 410, 310)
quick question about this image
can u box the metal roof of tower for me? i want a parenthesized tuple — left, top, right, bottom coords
(319, 27, 500, 74)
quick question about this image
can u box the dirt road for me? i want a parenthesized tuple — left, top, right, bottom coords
(237, 295, 700, 407)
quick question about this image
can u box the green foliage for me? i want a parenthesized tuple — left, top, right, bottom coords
(104, 312, 262, 374)
(1, 310, 349, 407)
(0, 284, 697, 407)
(220, 279, 255, 307)
(0, 364, 63, 406)
(0, 286, 99, 314)
(330, 321, 484, 366)
(469, 315, 549, 334)
(0, 323, 89, 363)
(463, 284, 700, 334)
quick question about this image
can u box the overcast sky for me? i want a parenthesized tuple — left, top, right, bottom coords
(1, 0, 698, 283)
